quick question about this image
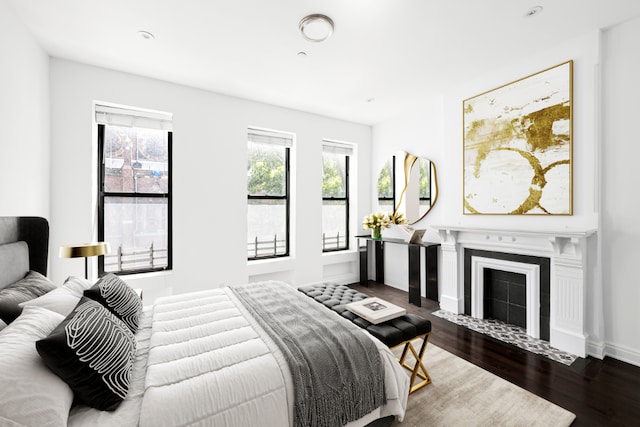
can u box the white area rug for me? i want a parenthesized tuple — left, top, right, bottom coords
(392, 342, 576, 426)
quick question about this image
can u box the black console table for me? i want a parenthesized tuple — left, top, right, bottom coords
(356, 235, 439, 307)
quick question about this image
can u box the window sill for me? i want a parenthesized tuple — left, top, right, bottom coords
(247, 256, 295, 276)
(115, 269, 173, 280)
(322, 249, 358, 265)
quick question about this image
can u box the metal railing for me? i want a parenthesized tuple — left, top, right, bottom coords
(104, 243, 168, 272)
(322, 232, 347, 252)
(247, 232, 347, 258)
(248, 235, 287, 259)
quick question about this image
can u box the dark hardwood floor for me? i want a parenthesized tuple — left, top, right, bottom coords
(350, 281, 640, 427)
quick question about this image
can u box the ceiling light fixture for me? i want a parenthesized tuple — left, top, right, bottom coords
(299, 14, 334, 42)
(524, 6, 543, 18)
(138, 30, 155, 40)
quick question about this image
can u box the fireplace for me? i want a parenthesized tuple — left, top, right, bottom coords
(434, 225, 595, 357)
(464, 249, 550, 341)
(483, 269, 526, 328)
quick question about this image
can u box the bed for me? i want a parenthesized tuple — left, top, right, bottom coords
(0, 216, 409, 426)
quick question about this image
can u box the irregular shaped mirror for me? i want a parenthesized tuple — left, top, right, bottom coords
(377, 151, 438, 224)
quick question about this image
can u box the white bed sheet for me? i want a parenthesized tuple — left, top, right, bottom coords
(69, 286, 409, 426)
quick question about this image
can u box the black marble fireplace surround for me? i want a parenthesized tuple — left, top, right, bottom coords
(464, 249, 551, 341)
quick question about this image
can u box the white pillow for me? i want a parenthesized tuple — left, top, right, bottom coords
(20, 276, 92, 317)
(0, 319, 6, 333)
(0, 305, 73, 426)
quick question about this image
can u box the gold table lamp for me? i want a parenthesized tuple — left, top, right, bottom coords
(59, 242, 110, 279)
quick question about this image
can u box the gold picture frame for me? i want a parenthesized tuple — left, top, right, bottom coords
(463, 60, 573, 215)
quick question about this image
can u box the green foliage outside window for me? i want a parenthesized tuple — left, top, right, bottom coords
(378, 161, 393, 198)
(323, 154, 346, 198)
(247, 144, 285, 196)
(419, 160, 431, 198)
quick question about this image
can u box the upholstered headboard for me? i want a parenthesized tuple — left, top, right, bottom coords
(0, 217, 49, 289)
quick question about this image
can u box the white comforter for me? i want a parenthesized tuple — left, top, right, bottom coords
(71, 285, 409, 426)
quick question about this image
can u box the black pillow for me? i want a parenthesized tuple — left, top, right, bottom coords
(0, 271, 56, 323)
(84, 273, 142, 333)
(36, 297, 136, 411)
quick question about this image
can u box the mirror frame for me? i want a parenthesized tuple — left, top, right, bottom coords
(378, 151, 438, 225)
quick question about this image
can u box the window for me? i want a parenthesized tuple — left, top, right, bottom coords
(322, 141, 351, 252)
(96, 104, 172, 275)
(247, 128, 292, 260)
(418, 159, 432, 218)
(377, 156, 395, 210)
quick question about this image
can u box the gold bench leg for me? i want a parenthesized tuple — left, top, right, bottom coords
(395, 332, 431, 394)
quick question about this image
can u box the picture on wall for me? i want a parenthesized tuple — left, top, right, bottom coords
(463, 60, 573, 215)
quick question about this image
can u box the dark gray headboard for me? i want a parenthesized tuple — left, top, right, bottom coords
(0, 217, 49, 288)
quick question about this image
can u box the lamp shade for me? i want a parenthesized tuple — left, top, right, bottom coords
(59, 242, 110, 259)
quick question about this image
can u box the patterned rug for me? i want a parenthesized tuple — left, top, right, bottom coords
(432, 310, 578, 365)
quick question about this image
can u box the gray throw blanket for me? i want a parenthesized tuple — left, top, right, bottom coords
(231, 281, 385, 427)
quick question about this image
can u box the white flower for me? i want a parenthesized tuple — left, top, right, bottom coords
(362, 212, 391, 230)
(390, 212, 408, 225)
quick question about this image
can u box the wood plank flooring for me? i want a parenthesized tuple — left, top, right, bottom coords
(350, 281, 640, 427)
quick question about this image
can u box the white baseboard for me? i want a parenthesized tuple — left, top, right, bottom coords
(550, 327, 587, 358)
(439, 294, 461, 314)
(587, 340, 606, 360)
(604, 342, 640, 368)
(321, 273, 359, 286)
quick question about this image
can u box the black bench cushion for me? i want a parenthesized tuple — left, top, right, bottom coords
(299, 283, 431, 348)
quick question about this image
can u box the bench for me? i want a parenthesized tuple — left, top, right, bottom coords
(298, 283, 432, 394)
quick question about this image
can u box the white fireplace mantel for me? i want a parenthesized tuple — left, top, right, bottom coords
(432, 225, 597, 357)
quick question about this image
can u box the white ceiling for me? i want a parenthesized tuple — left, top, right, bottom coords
(7, 0, 640, 125)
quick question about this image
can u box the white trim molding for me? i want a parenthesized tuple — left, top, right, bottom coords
(471, 256, 541, 339)
(433, 225, 596, 358)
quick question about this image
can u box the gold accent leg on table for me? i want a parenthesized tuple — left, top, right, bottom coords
(396, 332, 431, 394)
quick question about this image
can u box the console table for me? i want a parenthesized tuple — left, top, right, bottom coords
(356, 235, 439, 307)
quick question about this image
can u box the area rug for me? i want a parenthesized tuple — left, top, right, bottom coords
(432, 309, 578, 366)
(391, 342, 576, 426)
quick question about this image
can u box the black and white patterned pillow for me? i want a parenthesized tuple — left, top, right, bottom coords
(0, 271, 56, 324)
(84, 273, 142, 333)
(36, 297, 136, 411)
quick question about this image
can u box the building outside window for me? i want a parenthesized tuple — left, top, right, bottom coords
(247, 128, 292, 260)
(322, 141, 352, 252)
(96, 104, 172, 275)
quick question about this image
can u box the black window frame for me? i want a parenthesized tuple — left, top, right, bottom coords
(97, 123, 173, 276)
(247, 142, 291, 260)
(322, 150, 350, 252)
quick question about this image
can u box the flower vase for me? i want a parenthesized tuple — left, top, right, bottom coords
(372, 227, 382, 240)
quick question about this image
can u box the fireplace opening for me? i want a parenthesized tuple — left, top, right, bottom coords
(483, 268, 526, 329)
(464, 248, 550, 341)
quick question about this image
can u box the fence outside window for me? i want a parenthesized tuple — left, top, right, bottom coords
(247, 232, 346, 259)
(247, 235, 287, 259)
(322, 232, 347, 252)
(104, 243, 168, 273)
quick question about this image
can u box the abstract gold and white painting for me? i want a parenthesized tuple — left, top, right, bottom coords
(463, 61, 572, 215)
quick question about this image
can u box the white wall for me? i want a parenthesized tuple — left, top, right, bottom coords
(372, 26, 640, 366)
(49, 59, 371, 302)
(0, 1, 50, 219)
(373, 99, 445, 287)
(601, 16, 640, 365)
(374, 30, 601, 294)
